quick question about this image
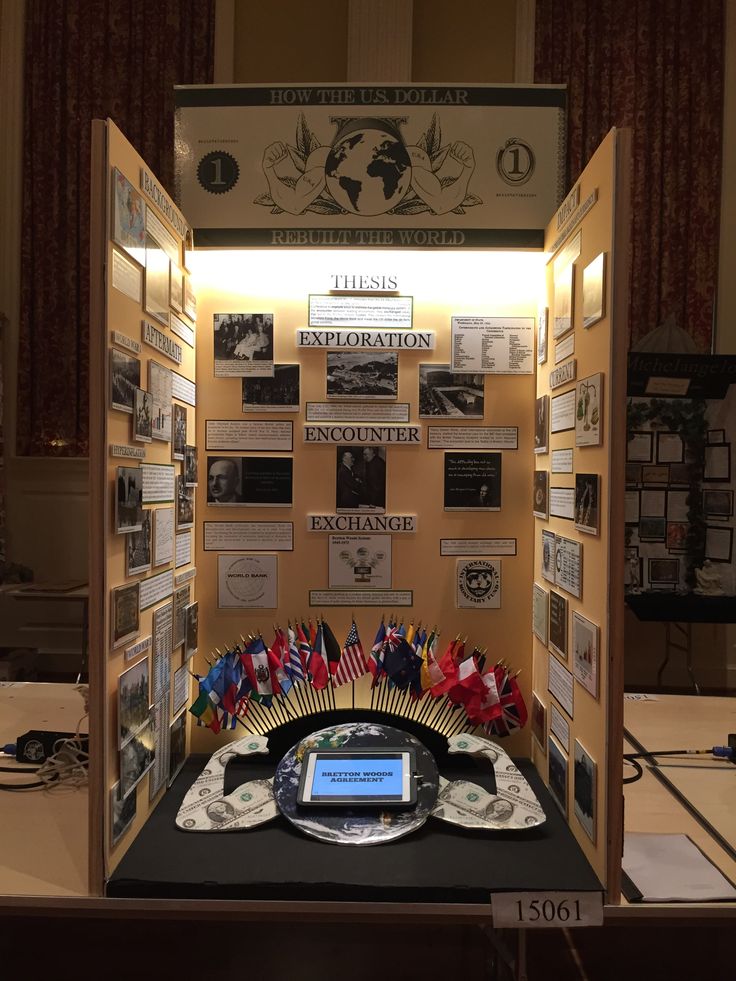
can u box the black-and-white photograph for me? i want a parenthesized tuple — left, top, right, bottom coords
(185, 601, 199, 659)
(118, 657, 150, 748)
(335, 445, 387, 511)
(549, 590, 568, 659)
(327, 352, 398, 400)
(418, 364, 484, 418)
(172, 404, 187, 461)
(574, 740, 597, 842)
(173, 584, 191, 649)
(133, 387, 152, 443)
(533, 470, 548, 519)
(144, 233, 170, 327)
(535, 395, 549, 453)
(185, 445, 198, 487)
(574, 473, 600, 535)
(443, 452, 501, 511)
(110, 349, 140, 413)
(120, 718, 155, 799)
(150, 400, 171, 443)
(242, 364, 300, 412)
(548, 737, 568, 816)
(112, 167, 146, 263)
(214, 312, 274, 377)
(126, 510, 151, 575)
(111, 581, 140, 649)
(110, 779, 137, 846)
(206, 456, 293, 507)
(116, 466, 143, 534)
(176, 475, 195, 529)
(170, 263, 184, 313)
(703, 489, 734, 518)
(169, 713, 187, 786)
(206, 456, 243, 504)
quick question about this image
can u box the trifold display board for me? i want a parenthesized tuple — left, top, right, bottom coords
(91, 115, 629, 901)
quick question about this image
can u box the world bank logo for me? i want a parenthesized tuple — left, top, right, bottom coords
(496, 137, 535, 186)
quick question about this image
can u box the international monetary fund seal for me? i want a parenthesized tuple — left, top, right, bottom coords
(456, 559, 501, 609)
(223, 556, 269, 604)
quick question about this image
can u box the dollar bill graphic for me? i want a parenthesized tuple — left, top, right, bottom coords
(176, 735, 279, 831)
(431, 733, 546, 830)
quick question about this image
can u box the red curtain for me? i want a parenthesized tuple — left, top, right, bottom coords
(17, 0, 215, 456)
(535, 0, 725, 351)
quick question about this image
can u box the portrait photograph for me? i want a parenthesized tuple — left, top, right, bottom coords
(574, 740, 597, 842)
(336, 445, 387, 512)
(185, 445, 199, 487)
(144, 232, 170, 327)
(111, 581, 140, 650)
(533, 470, 548, 519)
(206, 456, 243, 505)
(443, 452, 501, 511)
(172, 404, 187, 461)
(214, 312, 274, 377)
(534, 395, 549, 454)
(119, 718, 154, 800)
(242, 364, 300, 412)
(574, 473, 600, 535)
(185, 601, 199, 659)
(133, 387, 152, 443)
(116, 466, 143, 534)
(110, 349, 140, 414)
(418, 363, 484, 418)
(126, 510, 151, 576)
(548, 736, 568, 816)
(111, 167, 146, 263)
(110, 779, 137, 846)
(327, 352, 398, 400)
(118, 656, 150, 748)
(176, 475, 195, 529)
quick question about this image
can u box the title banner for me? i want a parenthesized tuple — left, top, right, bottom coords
(174, 84, 565, 248)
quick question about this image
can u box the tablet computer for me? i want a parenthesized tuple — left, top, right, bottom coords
(297, 747, 418, 807)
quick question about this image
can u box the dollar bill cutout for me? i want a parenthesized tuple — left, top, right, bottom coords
(175, 735, 279, 831)
(431, 733, 546, 830)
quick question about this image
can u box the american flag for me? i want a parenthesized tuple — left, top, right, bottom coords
(334, 620, 368, 687)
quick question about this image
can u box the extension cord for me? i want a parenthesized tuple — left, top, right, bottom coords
(13, 729, 89, 765)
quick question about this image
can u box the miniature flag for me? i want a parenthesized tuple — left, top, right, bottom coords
(334, 620, 368, 687)
(286, 625, 306, 683)
(307, 622, 329, 690)
(483, 670, 527, 736)
(446, 654, 485, 706)
(382, 636, 422, 691)
(321, 618, 342, 675)
(368, 618, 386, 685)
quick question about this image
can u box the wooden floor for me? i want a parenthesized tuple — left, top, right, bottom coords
(0, 917, 733, 980)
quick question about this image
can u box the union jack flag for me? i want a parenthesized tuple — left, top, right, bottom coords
(482, 669, 527, 737)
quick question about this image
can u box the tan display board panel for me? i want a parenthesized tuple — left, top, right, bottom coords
(190, 250, 544, 759)
(90, 120, 197, 882)
(532, 128, 629, 893)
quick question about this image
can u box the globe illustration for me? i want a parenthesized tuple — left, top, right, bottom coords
(325, 122, 412, 216)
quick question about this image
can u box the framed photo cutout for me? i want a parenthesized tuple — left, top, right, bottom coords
(214, 312, 274, 378)
(110, 349, 140, 414)
(172, 404, 187, 462)
(648, 557, 680, 587)
(665, 521, 688, 553)
(185, 445, 199, 487)
(627, 432, 653, 463)
(110, 780, 137, 847)
(170, 263, 184, 313)
(705, 526, 733, 563)
(574, 473, 599, 535)
(572, 612, 598, 699)
(126, 510, 152, 575)
(111, 167, 146, 264)
(548, 736, 568, 816)
(532, 583, 549, 644)
(638, 517, 666, 542)
(575, 373, 603, 447)
(185, 602, 199, 659)
(111, 582, 140, 650)
(703, 489, 734, 519)
(573, 740, 597, 843)
(553, 259, 574, 340)
(534, 395, 549, 454)
(176, 475, 195, 530)
(531, 692, 547, 753)
(541, 529, 556, 583)
(118, 656, 150, 748)
(242, 364, 300, 412)
(119, 718, 154, 800)
(533, 470, 549, 519)
(327, 351, 398, 400)
(418, 364, 484, 419)
(443, 452, 501, 512)
(144, 233, 170, 327)
(133, 387, 152, 443)
(656, 431, 684, 464)
(703, 443, 731, 482)
(548, 590, 568, 659)
(116, 466, 143, 534)
(537, 306, 548, 365)
(581, 252, 606, 329)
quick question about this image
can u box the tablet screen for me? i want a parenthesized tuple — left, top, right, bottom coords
(299, 749, 415, 805)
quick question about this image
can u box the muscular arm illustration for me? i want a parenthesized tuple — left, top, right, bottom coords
(407, 141, 476, 215)
(262, 142, 330, 215)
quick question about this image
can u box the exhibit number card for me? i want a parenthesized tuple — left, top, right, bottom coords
(450, 317, 534, 374)
(491, 892, 603, 929)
